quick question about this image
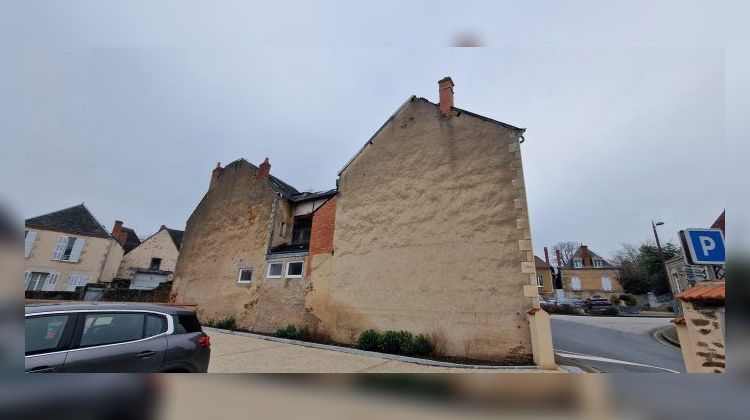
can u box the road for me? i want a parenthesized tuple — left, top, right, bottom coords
(551, 315, 685, 373)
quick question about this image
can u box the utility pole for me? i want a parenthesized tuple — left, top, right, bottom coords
(652, 220, 669, 286)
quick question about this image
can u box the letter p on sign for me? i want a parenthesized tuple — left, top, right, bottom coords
(699, 236, 716, 256)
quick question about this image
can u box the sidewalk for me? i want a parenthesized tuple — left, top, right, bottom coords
(205, 328, 562, 373)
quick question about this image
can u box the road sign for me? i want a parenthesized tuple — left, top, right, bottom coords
(679, 228, 725, 265)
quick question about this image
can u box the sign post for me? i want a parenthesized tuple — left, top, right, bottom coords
(679, 228, 725, 280)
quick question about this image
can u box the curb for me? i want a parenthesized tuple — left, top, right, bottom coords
(203, 327, 544, 371)
(654, 326, 680, 348)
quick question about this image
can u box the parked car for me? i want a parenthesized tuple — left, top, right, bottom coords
(25, 303, 210, 372)
(583, 298, 619, 315)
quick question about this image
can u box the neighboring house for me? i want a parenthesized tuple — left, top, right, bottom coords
(172, 77, 540, 363)
(116, 225, 184, 290)
(111, 220, 141, 254)
(559, 245, 622, 299)
(24, 204, 124, 292)
(535, 255, 555, 299)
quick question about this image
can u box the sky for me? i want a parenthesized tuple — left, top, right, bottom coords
(7, 1, 746, 259)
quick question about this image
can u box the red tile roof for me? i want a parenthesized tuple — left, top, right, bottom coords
(534, 256, 551, 268)
(676, 283, 725, 302)
(711, 210, 725, 233)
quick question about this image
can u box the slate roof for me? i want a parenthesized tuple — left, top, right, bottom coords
(226, 159, 301, 198)
(120, 227, 142, 254)
(289, 189, 337, 203)
(564, 246, 616, 268)
(25, 204, 111, 239)
(165, 228, 184, 251)
(676, 282, 725, 303)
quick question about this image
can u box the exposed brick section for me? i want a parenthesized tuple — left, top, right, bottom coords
(111, 220, 124, 244)
(438, 76, 455, 117)
(307, 196, 337, 276)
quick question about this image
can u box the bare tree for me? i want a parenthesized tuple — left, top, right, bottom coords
(611, 243, 640, 266)
(552, 241, 581, 266)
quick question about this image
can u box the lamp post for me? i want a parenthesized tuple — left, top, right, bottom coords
(651, 220, 669, 288)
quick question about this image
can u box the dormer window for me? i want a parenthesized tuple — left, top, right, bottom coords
(291, 217, 311, 245)
(593, 259, 603, 268)
(573, 259, 583, 269)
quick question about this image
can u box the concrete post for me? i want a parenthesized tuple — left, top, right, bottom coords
(528, 308, 556, 370)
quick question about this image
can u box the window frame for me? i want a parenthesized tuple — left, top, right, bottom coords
(149, 257, 163, 270)
(266, 262, 284, 279)
(593, 259, 603, 268)
(573, 260, 583, 269)
(237, 268, 253, 284)
(571, 276, 582, 291)
(601, 276, 613, 291)
(536, 275, 544, 288)
(285, 261, 304, 278)
(24, 314, 76, 356)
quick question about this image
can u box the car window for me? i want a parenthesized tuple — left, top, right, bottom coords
(174, 314, 202, 334)
(144, 314, 167, 337)
(26, 315, 70, 354)
(79, 313, 144, 347)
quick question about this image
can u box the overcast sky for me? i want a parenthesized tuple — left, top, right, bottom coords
(10, 1, 744, 259)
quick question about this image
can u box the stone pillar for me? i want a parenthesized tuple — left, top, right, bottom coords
(527, 308, 556, 370)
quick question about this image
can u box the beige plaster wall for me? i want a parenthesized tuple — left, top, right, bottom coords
(24, 228, 123, 291)
(171, 160, 315, 332)
(117, 229, 179, 280)
(560, 268, 622, 299)
(327, 99, 534, 362)
(678, 301, 725, 373)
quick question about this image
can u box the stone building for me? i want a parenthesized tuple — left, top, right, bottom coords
(171, 77, 546, 363)
(559, 245, 622, 299)
(535, 254, 555, 299)
(672, 282, 725, 373)
(24, 204, 124, 292)
(116, 225, 184, 290)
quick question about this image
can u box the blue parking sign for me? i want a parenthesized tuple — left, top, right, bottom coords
(682, 228, 725, 265)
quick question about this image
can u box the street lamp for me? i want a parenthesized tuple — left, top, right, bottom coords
(651, 220, 669, 289)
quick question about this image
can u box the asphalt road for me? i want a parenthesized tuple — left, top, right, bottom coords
(551, 315, 685, 373)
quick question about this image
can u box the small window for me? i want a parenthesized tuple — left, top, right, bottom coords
(79, 313, 145, 347)
(536, 275, 544, 287)
(267, 262, 283, 278)
(145, 314, 167, 337)
(593, 260, 603, 268)
(149, 258, 162, 270)
(291, 217, 312, 245)
(573, 260, 583, 269)
(286, 261, 304, 278)
(26, 315, 70, 355)
(601, 277, 613, 291)
(571, 277, 582, 291)
(237, 268, 253, 283)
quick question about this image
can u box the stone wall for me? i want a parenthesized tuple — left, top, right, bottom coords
(675, 301, 725, 373)
(560, 268, 622, 299)
(326, 98, 534, 362)
(117, 228, 179, 280)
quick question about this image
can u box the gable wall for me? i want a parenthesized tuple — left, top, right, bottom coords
(323, 99, 535, 362)
(116, 229, 179, 280)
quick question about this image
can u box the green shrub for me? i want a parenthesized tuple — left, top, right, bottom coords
(619, 293, 638, 307)
(275, 324, 309, 340)
(409, 334, 434, 356)
(609, 295, 622, 305)
(540, 303, 583, 315)
(380, 330, 413, 354)
(357, 329, 382, 351)
(212, 317, 236, 330)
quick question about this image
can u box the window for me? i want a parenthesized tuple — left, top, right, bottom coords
(144, 314, 167, 337)
(25, 271, 58, 291)
(237, 268, 253, 283)
(536, 275, 544, 287)
(24, 230, 37, 258)
(291, 217, 312, 245)
(571, 277, 582, 291)
(66, 274, 88, 291)
(79, 313, 144, 347)
(26, 315, 71, 355)
(149, 258, 162, 270)
(51, 236, 86, 262)
(174, 314, 202, 334)
(286, 261, 304, 278)
(593, 259, 603, 268)
(573, 260, 583, 268)
(267, 262, 283, 278)
(601, 277, 613, 291)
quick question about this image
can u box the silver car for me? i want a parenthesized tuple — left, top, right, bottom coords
(25, 303, 210, 372)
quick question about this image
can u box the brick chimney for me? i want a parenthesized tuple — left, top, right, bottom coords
(544, 247, 550, 265)
(556, 249, 562, 268)
(581, 245, 590, 267)
(438, 76, 455, 117)
(160, 225, 167, 231)
(111, 220, 124, 245)
(209, 162, 223, 190)
(256, 157, 271, 180)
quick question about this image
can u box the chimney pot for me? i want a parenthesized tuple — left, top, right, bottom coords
(112, 220, 124, 245)
(209, 162, 223, 190)
(544, 247, 550, 265)
(256, 157, 271, 180)
(438, 76, 455, 117)
(160, 225, 167, 231)
(556, 249, 562, 268)
(581, 245, 590, 267)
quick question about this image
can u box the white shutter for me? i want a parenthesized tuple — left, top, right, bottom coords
(24, 271, 32, 290)
(67, 274, 80, 291)
(43, 273, 59, 291)
(571, 277, 581, 291)
(51, 236, 68, 261)
(68, 238, 86, 262)
(24, 231, 37, 258)
(601, 277, 612, 291)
